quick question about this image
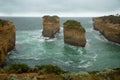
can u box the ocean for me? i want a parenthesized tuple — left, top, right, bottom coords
(1, 17, 120, 72)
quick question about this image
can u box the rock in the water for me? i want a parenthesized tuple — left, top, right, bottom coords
(93, 15, 120, 44)
(42, 15, 60, 38)
(63, 20, 86, 47)
(0, 19, 16, 67)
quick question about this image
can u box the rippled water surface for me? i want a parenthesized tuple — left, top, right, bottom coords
(1, 17, 120, 72)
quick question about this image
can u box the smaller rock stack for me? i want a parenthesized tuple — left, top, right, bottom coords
(63, 20, 86, 47)
(42, 16, 60, 38)
(0, 19, 16, 67)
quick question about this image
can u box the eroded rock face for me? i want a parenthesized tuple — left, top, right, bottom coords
(64, 20, 86, 47)
(0, 19, 16, 67)
(93, 16, 120, 44)
(42, 16, 60, 38)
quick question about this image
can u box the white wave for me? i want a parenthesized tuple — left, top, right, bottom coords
(93, 54, 97, 61)
(88, 20, 93, 24)
(64, 61, 73, 65)
(108, 41, 120, 46)
(86, 39, 91, 48)
(77, 61, 91, 68)
(86, 28, 93, 32)
(16, 30, 45, 44)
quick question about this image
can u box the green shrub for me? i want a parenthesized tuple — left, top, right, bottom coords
(100, 15, 120, 24)
(0, 19, 6, 27)
(6, 74, 19, 80)
(61, 73, 74, 80)
(88, 70, 99, 74)
(8, 63, 30, 73)
(0, 68, 5, 73)
(64, 20, 82, 28)
(34, 64, 66, 75)
(22, 77, 37, 80)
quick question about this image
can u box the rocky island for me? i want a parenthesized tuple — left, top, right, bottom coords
(93, 15, 120, 44)
(63, 20, 86, 47)
(0, 19, 16, 67)
(42, 15, 60, 38)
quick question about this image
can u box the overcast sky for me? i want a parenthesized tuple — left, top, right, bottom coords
(0, 0, 120, 17)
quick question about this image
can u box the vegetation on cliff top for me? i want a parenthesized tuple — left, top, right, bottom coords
(100, 15, 120, 24)
(34, 64, 66, 75)
(0, 19, 6, 27)
(0, 63, 120, 80)
(64, 20, 85, 30)
(43, 15, 59, 22)
(0, 63, 66, 74)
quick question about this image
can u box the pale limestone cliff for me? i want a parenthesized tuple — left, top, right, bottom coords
(42, 16, 60, 38)
(63, 20, 86, 47)
(0, 19, 16, 67)
(93, 16, 120, 44)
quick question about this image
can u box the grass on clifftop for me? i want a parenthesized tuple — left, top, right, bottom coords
(43, 15, 59, 22)
(64, 20, 84, 30)
(100, 15, 120, 24)
(34, 64, 66, 75)
(0, 19, 6, 27)
(0, 63, 66, 74)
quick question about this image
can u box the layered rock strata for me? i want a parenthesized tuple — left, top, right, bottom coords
(42, 16, 60, 38)
(0, 19, 16, 67)
(93, 15, 120, 44)
(63, 20, 86, 47)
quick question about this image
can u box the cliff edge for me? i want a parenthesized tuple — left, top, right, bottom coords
(0, 19, 16, 67)
(63, 20, 86, 47)
(93, 15, 120, 44)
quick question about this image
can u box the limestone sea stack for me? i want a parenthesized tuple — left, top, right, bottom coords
(42, 15, 60, 38)
(63, 20, 86, 47)
(93, 15, 120, 44)
(0, 19, 16, 67)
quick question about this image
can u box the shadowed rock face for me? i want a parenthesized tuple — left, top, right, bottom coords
(63, 20, 86, 47)
(0, 19, 16, 67)
(42, 16, 60, 38)
(93, 16, 120, 44)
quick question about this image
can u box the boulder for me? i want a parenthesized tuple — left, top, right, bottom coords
(93, 15, 120, 44)
(42, 15, 60, 38)
(63, 20, 86, 47)
(0, 19, 16, 67)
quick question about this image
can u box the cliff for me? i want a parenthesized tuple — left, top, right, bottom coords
(0, 19, 16, 67)
(93, 15, 120, 44)
(63, 20, 86, 47)
(42, 15, 60, 38)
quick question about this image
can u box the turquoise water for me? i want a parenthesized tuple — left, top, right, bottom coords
(1, 17, 120, 72)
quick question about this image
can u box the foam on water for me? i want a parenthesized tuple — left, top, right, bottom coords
(6, 17, 120, 72)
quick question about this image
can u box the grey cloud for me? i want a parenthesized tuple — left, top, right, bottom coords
(0, 0, 120, 16)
